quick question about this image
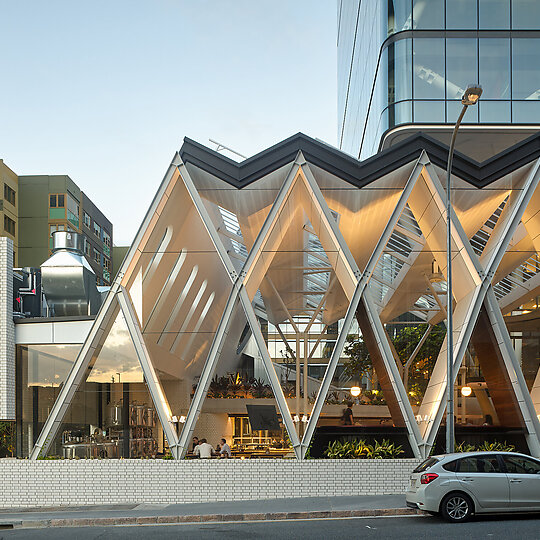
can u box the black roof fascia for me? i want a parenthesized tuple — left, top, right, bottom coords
(179, 131, 540, 190)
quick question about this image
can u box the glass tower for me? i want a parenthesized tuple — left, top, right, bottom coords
(338, 0, 540, 159)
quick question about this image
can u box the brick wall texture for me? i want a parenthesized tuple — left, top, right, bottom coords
(0, 237, 15, 420)
(0, 458, 422, 508)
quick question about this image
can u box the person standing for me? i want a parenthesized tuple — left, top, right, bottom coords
(219, 438, 231, 458)
(341, 401, 354, 425)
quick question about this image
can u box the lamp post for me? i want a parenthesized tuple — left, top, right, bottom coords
(446, 84, 482, 454)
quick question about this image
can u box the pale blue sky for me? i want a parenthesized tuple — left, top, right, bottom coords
(0, 1, 337, 244)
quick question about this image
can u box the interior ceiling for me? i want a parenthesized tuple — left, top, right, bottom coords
(186, 151, 540, 327)
(120, 133, 540, 380)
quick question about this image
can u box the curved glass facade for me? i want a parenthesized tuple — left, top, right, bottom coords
(338, 0, 540, 158)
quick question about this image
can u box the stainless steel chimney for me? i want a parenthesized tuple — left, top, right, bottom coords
(41, 231, 102, 316)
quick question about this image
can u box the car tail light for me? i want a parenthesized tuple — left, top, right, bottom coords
(420, 473, 439, 484)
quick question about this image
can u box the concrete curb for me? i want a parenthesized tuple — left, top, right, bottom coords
(0, 508, 421, 529)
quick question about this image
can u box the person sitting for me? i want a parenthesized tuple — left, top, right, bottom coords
(193, 438, 213, 458)
(219, 438, 232, 458)
(191, 436, 199, 452)
(341, 402, 354, 425)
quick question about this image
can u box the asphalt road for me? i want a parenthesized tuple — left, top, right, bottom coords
(2, 514, 540, 539)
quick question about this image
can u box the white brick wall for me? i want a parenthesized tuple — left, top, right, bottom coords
(0, 237, 15, 420)
(0, 458, 421, 508)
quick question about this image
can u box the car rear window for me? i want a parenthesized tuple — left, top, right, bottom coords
(442, 459, 458, 472)
(456, 455, 502, 473)
(413, 457, 439, 473)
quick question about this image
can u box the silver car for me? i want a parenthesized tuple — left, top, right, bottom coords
(406, 451, 540, 522)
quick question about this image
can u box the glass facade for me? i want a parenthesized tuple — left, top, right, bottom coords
(14, 134, 540, 460)
(338, 0, 540, 158)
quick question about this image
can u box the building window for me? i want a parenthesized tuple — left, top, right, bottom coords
(49, 224, 65, 237)
(49, 194, 65, 208)
(49, 194, 66, 220)
(4, 184, 15, 206)
(66, 194, 80, 228)
(83, 212, 91, 228)
(103, 258, 111, 271)
(84, 237, 91, 256)
(49, 224, 66, 248)
(93, 222, 101, 238)
(4, 215, 15, 236)
(103, 229, 111, 256)
(93, 249, 101, 264)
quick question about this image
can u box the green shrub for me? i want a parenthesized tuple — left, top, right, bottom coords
(455, 440, 515, 453)
(323, 438, 404, 459)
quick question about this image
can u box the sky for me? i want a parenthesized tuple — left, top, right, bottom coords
(0, 1, 337, 244)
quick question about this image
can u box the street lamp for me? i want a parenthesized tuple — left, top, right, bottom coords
(446, 84, 482, 454)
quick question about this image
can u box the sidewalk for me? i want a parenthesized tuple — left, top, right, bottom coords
(0, 495, 420, 529)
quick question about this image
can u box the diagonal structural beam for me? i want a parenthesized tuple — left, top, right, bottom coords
(299, 154, 428, 457)
(300, 281, 365, 458)
(359, 293, 423, 457)
(417, 158, 540, 453)
(484, 288, 540, 456)
(470, 305, 525, 428)
(117, 287, 180, 456)
(238, 287, 302, 456)
(177, 287, 242, 458)
(29, 281, 121, 459)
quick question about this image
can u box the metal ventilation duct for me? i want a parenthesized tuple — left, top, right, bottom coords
(41, 231, 102, 316)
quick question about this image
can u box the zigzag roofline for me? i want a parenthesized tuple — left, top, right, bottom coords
(179, 130, 540, 189)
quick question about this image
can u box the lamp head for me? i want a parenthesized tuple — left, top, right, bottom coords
(350, 386, 361, 397)
(462, 84, 482, 106)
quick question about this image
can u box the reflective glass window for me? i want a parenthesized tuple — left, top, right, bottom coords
(413, 38, 445, 99)
(479, 0, 510, 29)
(512, 0, 540, 29)
(393, 100, 413, 125)
(446, 0, 477, 29)
(457, 455, 502, 473)
(375, 107, 390, 145)
(447, 100, 478, 123)
(502, 455, 540, 474)
(479, 39, 510, 100)
(387, 0, 412, 34)
(413, 0, 443, 29)
(512, 39, 540, 100)
(446, 39, 478, 100)
(479, 101, 511, 123)
(414, 100, 445, 123)
(387, 39, 412, 104)
(513, 101, 540, 123)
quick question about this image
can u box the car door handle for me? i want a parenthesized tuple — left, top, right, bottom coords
(460, 477, 474, 482)
(510, 479, 522, 483)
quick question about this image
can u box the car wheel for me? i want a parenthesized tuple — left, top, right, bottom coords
(440, 493, 473, 523)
